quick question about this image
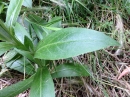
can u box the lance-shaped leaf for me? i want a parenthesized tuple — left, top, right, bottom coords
(14, 48, 34, 62)
(30, 67, 55, 97)
(0, 75, 34, 97)
(0, 20, 13, 41)
(5, 0, 24, 27)
(26, 14, 61, 31)
(34, 27, 119, 60)
(14, 23, 31, 44)
(0, 3, 4, 14)
(0, 42, 14, 56)
(26, 14, 47, 26)
(24, 36, 34, 51)
(52, 63, 90, 78)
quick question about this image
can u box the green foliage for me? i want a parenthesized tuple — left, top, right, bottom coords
(0, 2, 4, 14)
(0, 42, 14, 56)
(30, 67, 55, 97)
(52, 63, 90, 78)
(0, 75, 34, 97)
(6, 57, 35, 75)
(5, 0, 24, 28)
(35, 27, 119, 60)
(0, 20, 13, 41)
(0, 0, 120, 97)
(14, 23, 31, 44)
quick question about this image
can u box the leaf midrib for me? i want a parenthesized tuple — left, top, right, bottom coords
(7, 78, 33, 97)
(37, 39, 105, 52)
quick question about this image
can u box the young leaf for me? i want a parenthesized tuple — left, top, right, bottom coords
(14, 48, 34, 62)
(0, 2, 4, 14)
(26, 14, 61, 31)
(14, 23, 31, 44)
(5, 0, 24, 27)
(26, 14, 47, 26)
(27, 14, 51, 39)
(24, 36, 34, 51)
(32, 24, 44, 40)
(0, 75, 34, 97)
(0, 20, 27, 50)
(35, 27, 119, 60)
(52, 63, 90, 78)
(0, 42, 14, 56)
(30, 67, 55, 97)
(0, 19, 13, 41)
(46, 16, 62, 27)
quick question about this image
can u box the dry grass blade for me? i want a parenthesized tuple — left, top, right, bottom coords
(118, 66, 130, 80)
(115, 14, 124, 56)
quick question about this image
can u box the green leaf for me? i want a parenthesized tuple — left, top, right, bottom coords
(24, 36, 34, 51)
(5, 0, 24, 27)
(32, 24, 44, 40)
(26, 14, 62, 31)
(14, 23, 31, 44)
(52, 63, 90, 78)
(30, 67, 55, 97)
(26, 14, 47, 26)
(2, 50, 34, 75)
(23, 0, 32, 8)
(0, 3, 4, 14)
(6, 57, 35, 75)
(0, 20, 27, 50)
(0, 19, 13, 41)
(2, 49, 17, 62)
(26, 14, 50, 38)
(0, 75, 34, 97)
(0, 42, 14, 56)
(34, 27, 119, 60)
(14, 48, 34, 62)
(46, 16, 62, 27)
(29, 15, 62, 40)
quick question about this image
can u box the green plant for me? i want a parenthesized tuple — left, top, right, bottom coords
(0, 0, 119, 97)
